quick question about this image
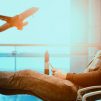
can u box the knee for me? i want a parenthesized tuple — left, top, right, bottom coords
(15, 69, 34, 76)
(22, 70, 33, 73)
(21, 69, 34, 75)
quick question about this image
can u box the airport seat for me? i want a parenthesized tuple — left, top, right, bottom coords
(76, 50, 101, 101)
(82, 90, 101, 101)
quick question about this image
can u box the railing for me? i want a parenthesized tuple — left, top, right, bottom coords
(0, 43, 99, 72)
(0, 43, 100, 57)
(0, 44, 50, 72)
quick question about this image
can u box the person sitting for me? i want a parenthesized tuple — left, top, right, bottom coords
(0, 51, 101, 101)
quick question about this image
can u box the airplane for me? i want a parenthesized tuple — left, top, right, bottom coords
(0, 7, 38, 32)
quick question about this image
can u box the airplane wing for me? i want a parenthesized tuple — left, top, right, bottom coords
(0, 23, 12, 32)
(19, 7, 39, 21)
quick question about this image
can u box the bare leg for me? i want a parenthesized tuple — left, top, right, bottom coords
(0, 70, 77, 101)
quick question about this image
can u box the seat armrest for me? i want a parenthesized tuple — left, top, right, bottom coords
(82, 90, 101, 101)
(76, 86, 101, 101)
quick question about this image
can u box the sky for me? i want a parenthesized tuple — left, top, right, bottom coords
(0, 0, 71, 44)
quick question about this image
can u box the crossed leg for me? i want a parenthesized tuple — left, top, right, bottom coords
(0, 70, 77, 101)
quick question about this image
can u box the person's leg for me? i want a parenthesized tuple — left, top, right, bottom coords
(0, 70, 77, 101)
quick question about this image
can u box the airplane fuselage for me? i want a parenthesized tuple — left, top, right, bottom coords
(9, 15, 23, 30)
